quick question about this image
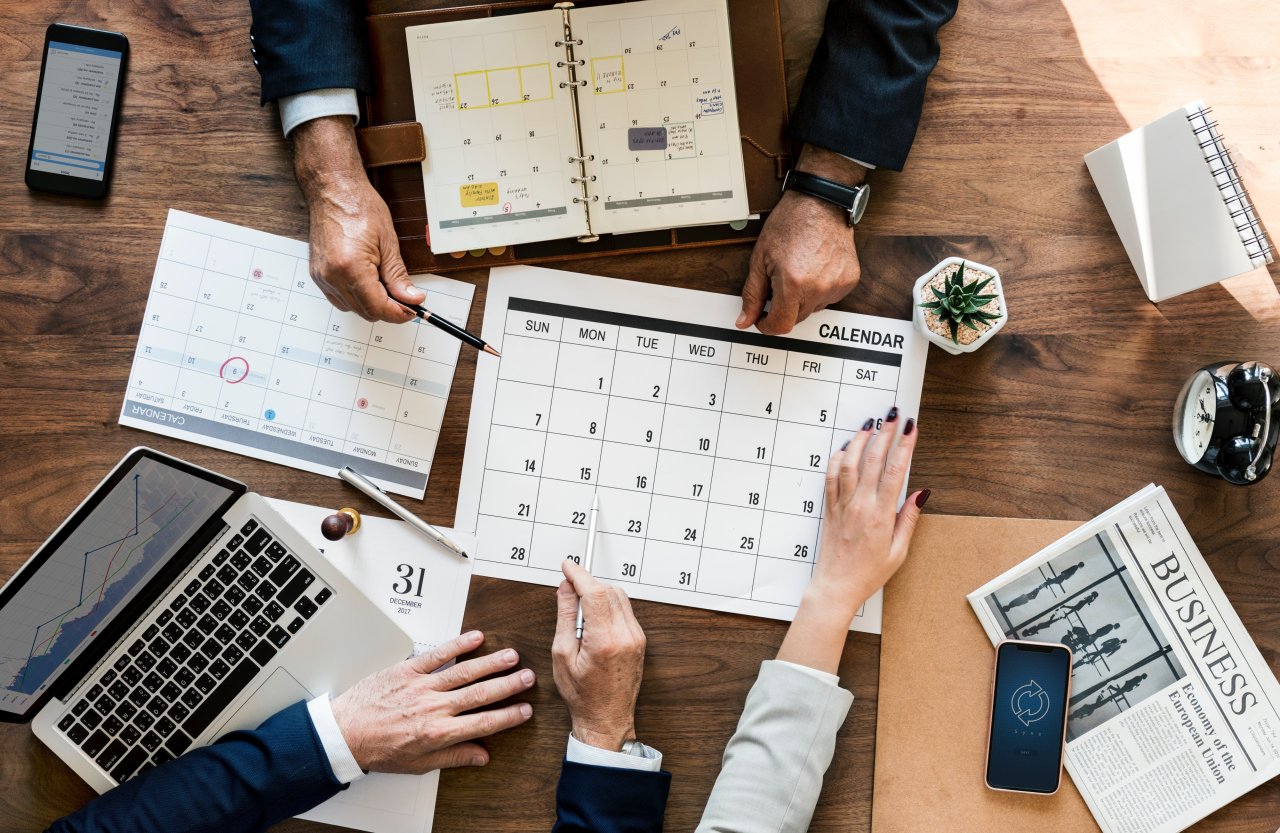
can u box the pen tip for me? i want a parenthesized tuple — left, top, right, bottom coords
(484, 345, 501, 358)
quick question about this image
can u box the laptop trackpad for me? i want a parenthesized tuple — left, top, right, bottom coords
(211, 667, 316, 738)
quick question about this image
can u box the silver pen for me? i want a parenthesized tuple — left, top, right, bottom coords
(575, 491, 600, 639)
(338, 466, 469, 560)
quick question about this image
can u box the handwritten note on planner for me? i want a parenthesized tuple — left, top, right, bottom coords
(119, 210, 473, 498)
(456, 266, 928, 633)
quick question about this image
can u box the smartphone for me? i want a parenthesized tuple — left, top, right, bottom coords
(984, 639, 1072, 794)
(25, 23, 129, 199)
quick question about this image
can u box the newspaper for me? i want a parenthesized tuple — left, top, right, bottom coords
(968, 485, 1280, 833)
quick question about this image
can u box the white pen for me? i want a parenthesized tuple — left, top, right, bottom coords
(338, 466, 469, 560)
(575, 491, 600, 639)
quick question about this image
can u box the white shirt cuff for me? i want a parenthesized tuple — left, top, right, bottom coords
(307, 694, 366, 785)
(775, 660, 841, 687)
(837, 153, 876, 170)
(279, 88, 360, 138)
(566, 733, 663, 772)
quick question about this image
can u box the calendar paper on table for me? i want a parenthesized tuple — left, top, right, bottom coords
(120, 210, 472, 499)
(405, 0, 749, 254)
(455, 266, 928, 634)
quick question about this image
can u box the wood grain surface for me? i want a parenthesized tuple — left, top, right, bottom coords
(0, 0, 1278, 831)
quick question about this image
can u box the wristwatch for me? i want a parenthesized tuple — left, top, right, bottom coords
(781, 168, 871, 226)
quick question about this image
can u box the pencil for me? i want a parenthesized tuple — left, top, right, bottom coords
(575, 491, 600, 639)
(402, 302, 501, 358)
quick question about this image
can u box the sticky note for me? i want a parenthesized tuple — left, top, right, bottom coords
(460, 182, 499, 207)
(628, 127, 668, 151)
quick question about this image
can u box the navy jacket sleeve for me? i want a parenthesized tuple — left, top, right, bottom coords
(45, 701, 343, 833)
(248, 0, 369, 103)
(552, 760, 671, 833)
(790, 0, 958, 170)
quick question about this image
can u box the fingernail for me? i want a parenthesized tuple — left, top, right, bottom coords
(903, 418, 916, 436)
(915, 489, 931, 508)
(861, 418, 874, 431)
(886, 406, 899, 422)
(465, 630, 483, 642)
(472, 755, 487, 767)
(736, 312, 748, 328)
(520, 669, 535, 684)
(519, 703, 533, 718)
(502, 649, 518, 662)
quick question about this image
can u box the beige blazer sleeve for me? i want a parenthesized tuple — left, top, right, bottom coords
(696, 660, 854, 833)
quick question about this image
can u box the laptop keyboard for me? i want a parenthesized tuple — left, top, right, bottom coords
(54, 517, 334, 783)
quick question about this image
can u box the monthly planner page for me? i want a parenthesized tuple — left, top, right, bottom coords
(573, 0, 749, 233)
(456, 266, 928, 634)
(120, 210, 473, 499)
(406, 11, 589, 253)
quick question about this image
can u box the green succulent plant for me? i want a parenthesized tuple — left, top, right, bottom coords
(918, 260, 1001, 344)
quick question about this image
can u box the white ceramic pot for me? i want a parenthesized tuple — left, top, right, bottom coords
(912, 257, 1008, 355)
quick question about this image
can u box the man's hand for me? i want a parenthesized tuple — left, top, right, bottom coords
(552, 560, 647, 752)
(737, 145, 868, 335)
(292, 116, 423, 323)
(330, 630, 535, 774)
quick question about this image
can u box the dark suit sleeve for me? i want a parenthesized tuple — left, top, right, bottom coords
(790, 0, 958, 170)
(45, 701, 343, 833)
(248, 0, 369, 103)
(552, 761, 671, 833)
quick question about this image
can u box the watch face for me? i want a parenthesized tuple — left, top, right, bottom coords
(851, 184, 871, 225)
(1174, 370, 1217, 463)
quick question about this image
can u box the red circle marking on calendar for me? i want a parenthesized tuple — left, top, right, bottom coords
(357, 398, 369, 409)
(251, 267, 264, 280)
(219, 356, 250, 384)
(502, 202, 512, 214)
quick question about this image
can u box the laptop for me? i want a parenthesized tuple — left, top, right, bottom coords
(0, 447, 413, 792)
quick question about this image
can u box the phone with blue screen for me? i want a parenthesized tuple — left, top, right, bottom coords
(985, 640, 1072, 794)
(25, 23, 128, 198)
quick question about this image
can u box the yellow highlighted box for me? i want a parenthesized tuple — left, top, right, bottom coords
(460, 182, 500, 206)
(454, 63, 552, 109)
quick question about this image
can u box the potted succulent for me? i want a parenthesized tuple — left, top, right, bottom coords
(913, 257, 1007, 355)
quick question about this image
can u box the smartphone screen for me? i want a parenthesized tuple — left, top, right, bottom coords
(26, 24, 128, 198)
(985, 640, 1072, 794)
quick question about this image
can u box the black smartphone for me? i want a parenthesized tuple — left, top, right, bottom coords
(25, 23, 129, 199)
(984, 639, 1072, 794)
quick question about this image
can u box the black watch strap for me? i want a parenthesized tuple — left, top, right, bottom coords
(781, 169, 869, 226)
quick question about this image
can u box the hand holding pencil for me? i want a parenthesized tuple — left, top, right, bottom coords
(551, 558, 647, 753)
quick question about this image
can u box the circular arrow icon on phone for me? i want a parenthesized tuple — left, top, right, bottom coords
(1011, 679, 1051, 726)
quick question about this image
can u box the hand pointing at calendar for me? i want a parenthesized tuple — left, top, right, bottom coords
(292, 117, 424, 325)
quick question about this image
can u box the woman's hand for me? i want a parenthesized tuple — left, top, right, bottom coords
(777, 408, 929, 673)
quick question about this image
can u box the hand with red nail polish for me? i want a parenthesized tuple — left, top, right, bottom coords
(777, 414, 929, 674)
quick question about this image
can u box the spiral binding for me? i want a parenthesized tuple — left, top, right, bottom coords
(1187, 104, 1273, 267)
(556, 1, 599, 242)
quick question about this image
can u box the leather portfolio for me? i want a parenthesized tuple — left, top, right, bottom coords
(873, 514, 1101, 832)
(362, 0, 791, 272)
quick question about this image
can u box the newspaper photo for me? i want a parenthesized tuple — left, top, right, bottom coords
(968, 485, 1280, 833)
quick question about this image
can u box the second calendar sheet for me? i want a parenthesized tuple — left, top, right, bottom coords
(456, 266, 927, 633)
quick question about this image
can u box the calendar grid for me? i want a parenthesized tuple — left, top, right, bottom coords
(477, 295, 907, 602)
(121, 211, 473, 498)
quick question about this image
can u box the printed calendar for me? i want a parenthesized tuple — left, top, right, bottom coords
(405, 0, 748, 254)
(119, 210, 473, 499)
(456, 267, 928, 633)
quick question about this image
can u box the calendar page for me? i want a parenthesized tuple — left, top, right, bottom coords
(119, 210, 473, 499)
(574, 0, 748, 233)
(406, 11, 590, 254)
(455, 266, 928, 634)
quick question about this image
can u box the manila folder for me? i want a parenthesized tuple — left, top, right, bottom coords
(872, 514, 1097, 832)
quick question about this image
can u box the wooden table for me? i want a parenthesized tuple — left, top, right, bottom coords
(1, 0, 1278, 831)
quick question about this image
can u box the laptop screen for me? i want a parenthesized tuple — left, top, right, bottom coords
(0, 452, 237, 718)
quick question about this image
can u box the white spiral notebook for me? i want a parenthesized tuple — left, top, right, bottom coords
(1085, 101, 1273, 302)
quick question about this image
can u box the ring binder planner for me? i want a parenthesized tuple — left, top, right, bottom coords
(404, 0, 750, 255)
(1085, 100, 1273, 303)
